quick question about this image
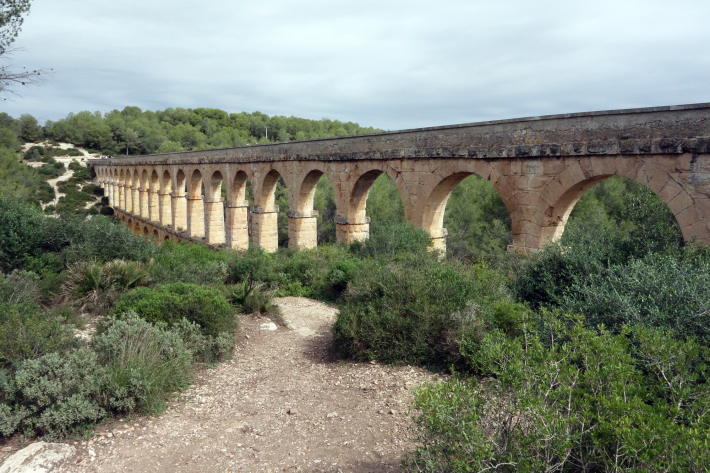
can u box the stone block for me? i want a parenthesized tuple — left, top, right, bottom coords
(668, 190, 694, 215)
(658, 179, 683, 204)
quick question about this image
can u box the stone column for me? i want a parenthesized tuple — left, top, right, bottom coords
(105, 184, 112, 207)
(428, 228, 448, 254)
(112, 183, 119, 207)
(251, 206, 278, 253)
(186, 195, 205, 238)
(287, 210, 318, 250)
(134, 186, 142, 215)
(117, 185, 124, 210)
(335, 216, 370, 243)
(225, 201, 249, 250)
(159, 192, 172, 226)
(171, 193, 188, 231)
(204, 199, 226, 245)
(148, 189, 159, 222)
(127, 186, 135, 213)
(139, 188, 149, 218)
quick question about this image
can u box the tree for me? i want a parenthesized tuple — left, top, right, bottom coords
(19, 113, 41, 141)
(0, 0, 48, 98)
(120, 127, 140, 155)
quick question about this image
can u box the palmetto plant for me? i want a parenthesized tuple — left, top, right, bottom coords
(61, 259, 149, 309)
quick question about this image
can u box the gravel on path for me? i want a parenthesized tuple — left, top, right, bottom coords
(52, 297, 442, 473)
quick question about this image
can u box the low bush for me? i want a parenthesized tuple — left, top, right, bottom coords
(68, 160, 93, 181)
(0, 197, 52, 271)
(92, 313, 193, 414)
(150, 241, 229, 286)
(36, 162, 65, 180)
(0, 270, 40, 305)
(24, 146, 44, 161)
(113, 282, 237, 337)
(0, 302, 78, 369)
(37, 182, 55, 204)
(0, 314, 194, 440)
(61, 215, 156, 264)
(61, 259, 149, 313)
(561, 251, 710, 345)
(353, 220, 433, 260)
(227, 245, 359, 300)
(404, 314, 710, 472)
(333, 254, 506, 367)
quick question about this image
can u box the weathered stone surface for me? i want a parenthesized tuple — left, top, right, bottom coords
(0, 442, 75, 473)
(92, 104, 710, 253)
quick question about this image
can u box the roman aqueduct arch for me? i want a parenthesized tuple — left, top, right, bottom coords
(91, 104, 710, 253)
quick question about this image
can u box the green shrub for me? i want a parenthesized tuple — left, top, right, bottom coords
(113, 282, 237, 337)
(227, 244, 358, 301)
(92, 313, 193, 414)
(354, 220, 433, 260)
(0, 302, 78, 369)
(0, 314, 194, 439)
(150, 241, 229, 286)
(174, 318, 234, 363)
(513, 186, 683, 311)
(37, 162, 65, 180)
(333, 254, 506, 367)
(560, 251, 710, 345)
(404, 316, 710, 472)
(61, 215, 156, 263)
(0, 197, 51, 271)
(68, 161, 93, 182)
(24, 146, 44, 161)
(37, 182, 55, 204)
(0, 270, 40, 305)
(61, 259, 149, 313)
(0, 349, 107, 439)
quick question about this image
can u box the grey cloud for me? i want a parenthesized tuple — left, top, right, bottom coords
(3, 0, 709, 130)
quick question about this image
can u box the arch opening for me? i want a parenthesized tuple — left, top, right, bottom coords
(554, 175, 683, 253)
(362, 172, 405, 227)
(161, 170, 173, 194)
(435, 173, 512, 260)
(291, 170, 338, 248)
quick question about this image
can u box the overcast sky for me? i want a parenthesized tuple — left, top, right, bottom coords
(3, 0, 710, 130)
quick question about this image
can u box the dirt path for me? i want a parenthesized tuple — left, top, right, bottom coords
(44, 169, 74, 208)
(54, 297, 441, 472)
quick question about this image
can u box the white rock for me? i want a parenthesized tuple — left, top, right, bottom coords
(259, 322, 278, 331)
(0, 442, 76, 473)
(295, 327, 315, 337)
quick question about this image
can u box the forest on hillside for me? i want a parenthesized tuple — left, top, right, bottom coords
(3, 106, 384, 157)
(1, 107, 709, 471)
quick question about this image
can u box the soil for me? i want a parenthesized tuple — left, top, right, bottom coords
(34, 297, 444, 472)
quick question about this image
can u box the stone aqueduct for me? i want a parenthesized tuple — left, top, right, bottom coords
(89, 104, 710, 254)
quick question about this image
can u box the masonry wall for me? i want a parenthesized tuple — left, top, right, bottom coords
(93, 104, 710, 254)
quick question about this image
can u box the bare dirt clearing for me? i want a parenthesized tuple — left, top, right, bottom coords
(46, 297, 442, 472)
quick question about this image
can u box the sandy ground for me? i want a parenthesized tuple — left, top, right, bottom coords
(3, 297, 441, 472)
